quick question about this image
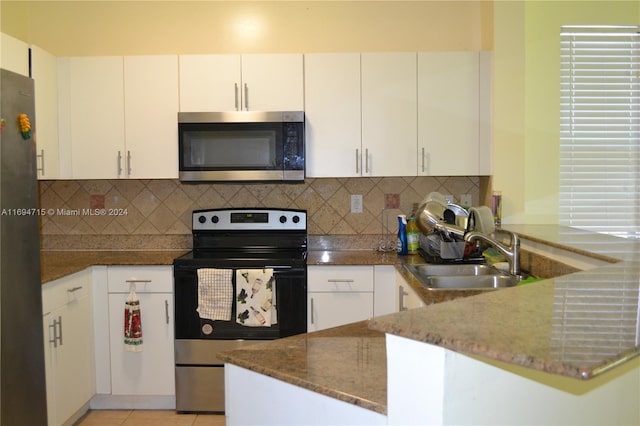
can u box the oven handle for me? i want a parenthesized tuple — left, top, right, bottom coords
(264, 265, 292, 270)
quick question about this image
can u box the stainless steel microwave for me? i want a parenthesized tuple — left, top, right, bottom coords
(178, 111, 305, 182)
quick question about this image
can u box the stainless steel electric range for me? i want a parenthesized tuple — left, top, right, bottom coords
(173, 208, 307, 412)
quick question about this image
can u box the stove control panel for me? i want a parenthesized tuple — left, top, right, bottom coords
(193, 208, 307, 231)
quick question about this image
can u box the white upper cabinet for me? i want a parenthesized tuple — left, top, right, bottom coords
(418, 52, 481, 176)
(361, 52, 418, 176)
(31, 45, 60, 180)
(304, 53, 362, 177)
(179, 54, 304, 112)
(1, 33, 29, 76)
(179, 54, 241, 112)
(124, 55, 179, 179)
(59, 56, 126, 179)
(58, 55, 179, 179)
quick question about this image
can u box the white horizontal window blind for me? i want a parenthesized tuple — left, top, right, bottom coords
(560, 25, 640, 239)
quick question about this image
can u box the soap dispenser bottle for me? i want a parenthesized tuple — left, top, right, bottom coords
(397, 214, 408, 255)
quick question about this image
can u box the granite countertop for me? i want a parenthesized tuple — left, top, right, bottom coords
(40, 250, 188, 284)
(370, 225, 640, 380)
(217, 321, 388, 415)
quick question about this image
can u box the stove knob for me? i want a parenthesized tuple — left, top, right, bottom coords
(211, 215, 219, 224)
(198, 215, 206, 224)
(292, 215, 300, 224)
(279, 215, 287, 223)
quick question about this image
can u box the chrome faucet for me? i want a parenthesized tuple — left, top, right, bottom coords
(464, 230, 521, 276)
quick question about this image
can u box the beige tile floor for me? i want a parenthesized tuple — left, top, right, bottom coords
(74, 410, 225, 426)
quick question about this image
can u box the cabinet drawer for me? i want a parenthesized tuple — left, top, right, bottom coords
(42, 269, 91, 313)
(308, 265, 374, 292)
(107, 266, 172, 293)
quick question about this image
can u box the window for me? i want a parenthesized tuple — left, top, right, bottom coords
(560, 25, 640, 239)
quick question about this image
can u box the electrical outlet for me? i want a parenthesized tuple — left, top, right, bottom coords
(460, 194, 472, 207)
(351, 194, 363, 213)
(444, 194, 454, 204)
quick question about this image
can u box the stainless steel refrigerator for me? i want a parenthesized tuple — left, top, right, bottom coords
(0, 68, 48, 424)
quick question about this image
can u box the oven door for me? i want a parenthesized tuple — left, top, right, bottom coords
(173, 259, 307, 341)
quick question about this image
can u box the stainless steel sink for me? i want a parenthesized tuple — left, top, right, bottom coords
(404, 263, 521, 290)
(419, 274, 520, 289)
(407, 264, 500, 277)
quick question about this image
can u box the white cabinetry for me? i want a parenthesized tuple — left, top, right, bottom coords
(361, 52, 418, 176)
(107, 266, 175, 398)
(308, 265, 374, 332)
(42, 269, 95, 426)
(124, 55, 179, 178)
(396, 270, 424, 311)
(1, 32, 29, 76)
(57, 55, 179, 179)
(179, 54, 303, 112)
(58, 56, 125, 179)
(304, 53, 362, 177)
(418, 52, 480, 176)
(31, 45, 60, 179)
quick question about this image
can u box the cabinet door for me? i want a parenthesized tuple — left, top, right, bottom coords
(304, 53, 362, 177)
(361, 52, 417, 176)
(42, 273, 94, 426)
(418, 52, 480, 176)
(179, 54, 241, 112)
(1, 32, 29, 76)
(31, 45, 60, 179)
(241, 54, 304, 111)
(307, 292, 374, 332)
(124, 55, 179, 178)
(66, 56, 125, 178)
(396, 271, 425, 312)
(108, 292, 175, 395)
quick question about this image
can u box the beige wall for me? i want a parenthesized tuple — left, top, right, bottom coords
(492, 0, 640, 225)
(2, 1, 492, 55)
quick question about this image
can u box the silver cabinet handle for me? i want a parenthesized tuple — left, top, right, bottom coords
(244, 83, 249, 110)
(125, 279, 152, 284)
(117, 151, 122, 177)
(67, 286, 83, 293)
(310, 297, 314, 324)
(365, 148, 369, 174)
(49, 315, 63, 347)
(355, 149, 360, 174)
(421, 147, 425, 173)
(37, 149, 45, 176)
(327, 279, 355, 283)
(127, 150, 132, 176)
(165, 299, 170, 325)
(398, 285, 409, 311)
(234, 83, 239, 111)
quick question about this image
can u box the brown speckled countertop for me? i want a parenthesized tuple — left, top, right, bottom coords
(218, 321, 387, 414)
(40, 250, 188, 284)
(370, 226, 640, 380)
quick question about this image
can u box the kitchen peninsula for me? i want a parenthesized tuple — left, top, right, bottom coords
(220, 225, 640, 426)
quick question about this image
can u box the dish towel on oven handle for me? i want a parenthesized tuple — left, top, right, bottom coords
(235, 268, 277, 327)
(124, 284, 143, 352)
(197, 268, 234, 321)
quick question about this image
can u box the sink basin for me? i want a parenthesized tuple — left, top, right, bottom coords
(406, 264, 500, 277)
(404, 263, 520, 290)
(420, 274, 520, 289)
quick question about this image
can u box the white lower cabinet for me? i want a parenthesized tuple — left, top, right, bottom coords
(42, 268, 95, 426)
(308, 265, 399, 331)
(106, 266, 175, 397)
(396, 270, 425, 311)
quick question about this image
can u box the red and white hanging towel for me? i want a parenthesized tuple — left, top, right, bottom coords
(124, 284, 143, 352)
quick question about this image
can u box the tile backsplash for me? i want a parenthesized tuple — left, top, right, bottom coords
(39, 177, 480, 249)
